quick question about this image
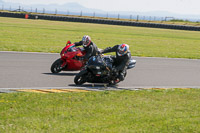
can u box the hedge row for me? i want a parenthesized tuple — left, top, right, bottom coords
(1, 12, 200, 31)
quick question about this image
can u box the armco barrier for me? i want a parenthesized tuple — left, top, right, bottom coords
(0, 12, 200, 31)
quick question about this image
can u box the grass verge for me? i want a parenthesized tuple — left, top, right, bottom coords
(0, 17, 200, 59)
(0, 89, 200, 132)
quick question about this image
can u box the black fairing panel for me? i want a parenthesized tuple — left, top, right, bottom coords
(88, 56, 105, 67)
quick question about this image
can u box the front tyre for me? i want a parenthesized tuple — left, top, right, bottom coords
(51, 58, 66, 73)
(74, 70, 87, 85)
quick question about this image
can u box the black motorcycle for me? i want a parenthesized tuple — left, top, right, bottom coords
(74, 55, 136, 85)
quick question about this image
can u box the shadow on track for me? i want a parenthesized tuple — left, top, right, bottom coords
(68, 84, 119, 89)
(43, 73, 77, 76)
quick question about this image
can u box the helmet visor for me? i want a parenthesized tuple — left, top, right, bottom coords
(83, 41, 87, 45)
(117, 49, 125, 56)
(83, 41, 88, 47)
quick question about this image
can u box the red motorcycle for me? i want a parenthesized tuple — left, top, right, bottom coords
(51, 41, 86, 73)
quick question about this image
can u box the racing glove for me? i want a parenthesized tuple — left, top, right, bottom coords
(97, 50, 102, 55)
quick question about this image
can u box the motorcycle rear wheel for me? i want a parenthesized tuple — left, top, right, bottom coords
(51, 58, 66, 73)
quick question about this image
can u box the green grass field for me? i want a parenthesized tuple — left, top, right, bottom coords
(0, 17, 200, 59)
(0, 89, 200, 133)
(1, 17, 200, 132)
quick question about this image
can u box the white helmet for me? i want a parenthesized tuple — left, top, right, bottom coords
(82, 35, 91, 47)
(117, 44, 129, 56)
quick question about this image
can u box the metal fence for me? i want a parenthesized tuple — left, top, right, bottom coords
(1, 11, 200, 31)
(1, 5, 200, 22)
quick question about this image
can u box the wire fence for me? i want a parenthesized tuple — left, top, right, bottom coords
(1, 5, 200, 22)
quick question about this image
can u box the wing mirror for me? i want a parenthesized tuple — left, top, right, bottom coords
(66, 40, 71, 46)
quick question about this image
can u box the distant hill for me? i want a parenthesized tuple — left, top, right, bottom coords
(0, 1, 103, 13)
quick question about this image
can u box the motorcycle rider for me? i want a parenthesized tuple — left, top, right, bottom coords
(74, 35, 98, 60)
(99, 44, 131, 82)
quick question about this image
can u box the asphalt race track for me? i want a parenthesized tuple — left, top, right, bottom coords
(0, 51, 200, 90)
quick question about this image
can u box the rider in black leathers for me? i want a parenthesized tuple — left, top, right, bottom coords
(74, 35, 98, 60)
(99, 44, 131, 82)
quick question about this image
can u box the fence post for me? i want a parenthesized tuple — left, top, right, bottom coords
(35, 8, 37, 13)
(2, 5, 3, 10)
(118, 14, 120, 20)
(43, 8, 45, 14)
(106, 13, 108, 19)
(137, 15, 139, 21)
(93, 12, 95, 18)
(149, 16, 151, 21)
(80, 11, 82, 16)
(130, 15, 132, 21)
(161, 17, 163, 22)
(55, 9, 57, 14)
(19, 6, 21, 12)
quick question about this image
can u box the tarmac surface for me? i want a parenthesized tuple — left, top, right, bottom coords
(0, 51, 200, 92)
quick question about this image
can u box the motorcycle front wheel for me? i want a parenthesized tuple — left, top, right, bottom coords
(50, 58, 66, 73)
(74, 70, 87, 85)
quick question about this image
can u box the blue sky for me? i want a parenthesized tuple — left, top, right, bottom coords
(3, 0, 200, 15)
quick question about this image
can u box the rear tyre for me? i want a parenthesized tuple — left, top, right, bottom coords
(51, 58, 66, 73)
(74, 70, 87, 85)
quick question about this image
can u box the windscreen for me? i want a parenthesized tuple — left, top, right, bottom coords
(67, 45, 77, 52)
